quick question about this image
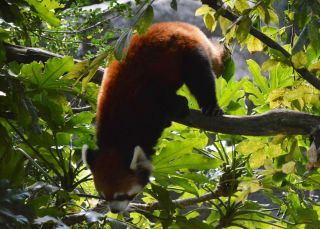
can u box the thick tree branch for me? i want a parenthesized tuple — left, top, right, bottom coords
(175, 109, 320, 136)
(201, 0, 320, 90)
(3, 42, 104, 84)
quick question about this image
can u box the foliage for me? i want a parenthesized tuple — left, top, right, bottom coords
(0, 0, 320, 228)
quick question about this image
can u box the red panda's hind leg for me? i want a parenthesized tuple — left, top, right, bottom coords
(170, 94, 190, 119)
(161, 92, 190, 120)
(182, 48, 223, 116)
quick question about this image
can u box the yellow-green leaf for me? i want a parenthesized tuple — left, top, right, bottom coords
(309, 61, 320, 73)
(282, 161, 296, 174)
(195, 4, 213, 16)
(237, 179, 262, 203)
(247, 59, 269, 93)
(235, 0, 249, 13)
(204, 13, 216, 32)
(291, 51, 308, 69)
(268, 8, 279, 25)
(262, 59, 279, 72)
(236, 139, 265, 155)
(247, 35, 264, 53)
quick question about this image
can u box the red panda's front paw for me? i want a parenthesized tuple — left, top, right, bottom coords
(201, 106, 224, 116)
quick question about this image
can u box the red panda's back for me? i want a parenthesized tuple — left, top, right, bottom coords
(96, 22, 219, 152)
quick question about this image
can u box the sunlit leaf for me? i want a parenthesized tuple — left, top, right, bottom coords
(291, 51, 308, 69)
(247, 59, 269, 93)
(247, 35, 264, 54)
(282, 161, 296, 174)
(24, 0, 63, 26)
(195, 5, 213, 16)
(235, 0, 249, 13)
(204, 13, 216, 32)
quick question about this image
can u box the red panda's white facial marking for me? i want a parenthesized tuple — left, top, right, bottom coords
(83, 145, 152, 213)
(109, 200, 130, 213)
(127, 184, 143, 196)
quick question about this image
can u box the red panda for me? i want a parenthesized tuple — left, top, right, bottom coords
(82, 22, 226, 213)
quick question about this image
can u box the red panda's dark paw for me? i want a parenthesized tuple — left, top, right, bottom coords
(201, 106, 224, 116)
(213, 107, 224, 116)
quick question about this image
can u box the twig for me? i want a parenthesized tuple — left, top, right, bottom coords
(201, 0, 320, 90)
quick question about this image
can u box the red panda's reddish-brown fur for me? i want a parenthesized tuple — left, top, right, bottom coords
(83, 22, 226, 212)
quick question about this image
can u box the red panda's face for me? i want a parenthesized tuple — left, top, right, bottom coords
(82, 145, 152, 213)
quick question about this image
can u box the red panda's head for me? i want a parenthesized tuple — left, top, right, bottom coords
(82, 145, 152, 213)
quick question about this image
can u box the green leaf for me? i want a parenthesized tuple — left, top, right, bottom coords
(136, 5, 154, 35)
(236, 138, 267, 168)
(292, 25, 308, 55)
(80, 52, 108, 91)
(272, 172, 286, 186)
(20, 57, 74, 91)
(168, 176, 198, 195)
(176, 216, 212, 229)
(195, 5, 213, 16)
(247, 35, 264, 53)
(268, 8, 279, 25)
(269, 63, 294, 89)
(242, 78, 265, 106)
(130, 212, 150, 229)
(114, 29, 133, 60)
(0, 28, 10, 40)
(68, 112, 95, 126)
(170, 0, 177, 11)
(24, 0, 63, 26)
(291, 51, 308, 69)
(235, 0, 249, 13)
(150, 184, 176, 213)
(261, 59, 279, 72)
(309, 61, 320, 74)
(217, 77, 245, 108)
(153, 137, 221, 176)
(282, 161, 295, 174)
(32, 92, 66, 128)
(236, 16, 251, 43)
(308, 19, 320, 55)
(247, 59, 269, 93)
(203, 13, 216, 32)
(296, 208, 319, 224)
(221, 57, 235, 82)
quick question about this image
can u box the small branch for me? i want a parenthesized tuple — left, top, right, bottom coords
(62, 190, 222, 225)
(130, 190, 221, 212)
(72, 106, 92, 113)
(201, 0, 320, 90)
(174, 109, 320, 136)
(62, 200, 110, 225)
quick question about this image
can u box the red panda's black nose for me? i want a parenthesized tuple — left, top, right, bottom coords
(110, 208, 120, 214)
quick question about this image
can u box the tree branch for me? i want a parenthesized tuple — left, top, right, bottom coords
(201, 0, 320, 90)
(130, 190, 221, 212)
(3, 42, 104, 84)
(175, 109, 320, 136)
(62, 190, 222, 225)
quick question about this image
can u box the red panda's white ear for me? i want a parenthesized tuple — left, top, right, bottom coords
(130, 145, 152, 171)
(82, 144, 97, 168)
